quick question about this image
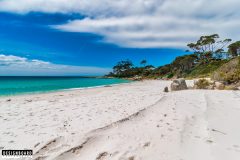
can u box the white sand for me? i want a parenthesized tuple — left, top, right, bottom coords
(0, 80, 240, 160)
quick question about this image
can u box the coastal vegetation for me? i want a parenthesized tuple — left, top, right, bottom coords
(193, 79, 211, 89)
(106, 34, 240, 85)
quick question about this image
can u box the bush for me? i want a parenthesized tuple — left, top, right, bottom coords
(224, 85, 239, 90)
(166, 73, 174, 79)
(212, 57, 240, 84)
(194, 79, 210, 89)
(186, 60, 229, 78)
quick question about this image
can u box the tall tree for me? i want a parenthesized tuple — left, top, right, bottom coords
(140, 60, 147, 67)
(171, 54, 198, 76)
(187, 34, 232, 63)
(228, 41, 240, 58)
(113, 60, 133, 77)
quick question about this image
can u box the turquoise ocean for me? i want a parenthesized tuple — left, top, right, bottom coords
(0, 77, 130, 96)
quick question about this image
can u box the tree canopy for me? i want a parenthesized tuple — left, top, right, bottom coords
(107, 34, 239, 81)
(228, 41, 240, 58)
(187, 34, 232, 63)
(112, 60, 133, 77)
(140, 60, 147, 67)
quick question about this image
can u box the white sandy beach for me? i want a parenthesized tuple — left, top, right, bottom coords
(0, 80, 240, 160)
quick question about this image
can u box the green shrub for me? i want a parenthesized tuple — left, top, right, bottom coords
(166, 73, 174, 79)
(186, 60, 229, 78)
(212, 57, 240, 84)
(194, 79, 210, 89)
(224, 85, 239, 90)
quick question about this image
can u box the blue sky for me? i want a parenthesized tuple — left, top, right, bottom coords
(0, 0, 239, 76)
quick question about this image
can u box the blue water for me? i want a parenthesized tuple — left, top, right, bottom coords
(0, 77, 130, 96)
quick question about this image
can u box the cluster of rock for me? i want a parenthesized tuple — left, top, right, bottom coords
(165, 78, 239, 92)
(193, 79, 226, 90)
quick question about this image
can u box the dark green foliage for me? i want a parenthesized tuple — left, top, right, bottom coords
(171, 54, 198, 77)
(187, 34, 231, 64)
(106, 34, 240, 84)
(185, 60, 229, 78)
(228, 41, 240, 58)
(194, 79, 210, 89)
(140, 60, 147, 67)
(212, 57, 240, 84)
(106, 59, 155, 78)
(150, 54, 197, 78)
(112, 60, 134, 78)
(166, 73, 174, 79)
(153, 64, 172, 77)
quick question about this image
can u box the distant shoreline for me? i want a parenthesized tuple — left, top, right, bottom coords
(0, 81, 132, 98)
(0, 82, 131, 99)
(0, 77, 130, 97)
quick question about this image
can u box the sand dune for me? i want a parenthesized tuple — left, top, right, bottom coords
(0, 80, 240, 160)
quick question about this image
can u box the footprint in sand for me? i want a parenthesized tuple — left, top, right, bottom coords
(233, 145, 240, 152)
(96, 152, 109, 160)
(233, 145, 239, 148)
(34, 136, 64, 157)
(206, 140, 214, 143)
(143, 142, 151, 148)
(128, 156, 135, 160)
(8, 140, 14, 143)
(34, 143, 40, 148)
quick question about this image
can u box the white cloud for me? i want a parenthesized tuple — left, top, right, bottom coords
(0, 0, 239, 48)
(0, 54, 111, 76)
(0, 0, 161, 16)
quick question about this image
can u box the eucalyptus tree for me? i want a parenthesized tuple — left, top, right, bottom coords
(187, 34, 232, 64)
(171, 54, 198, 76)
(113, 60, 134, 77)
(140, 60, 147, 67)
(228, 41, 240, 58)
